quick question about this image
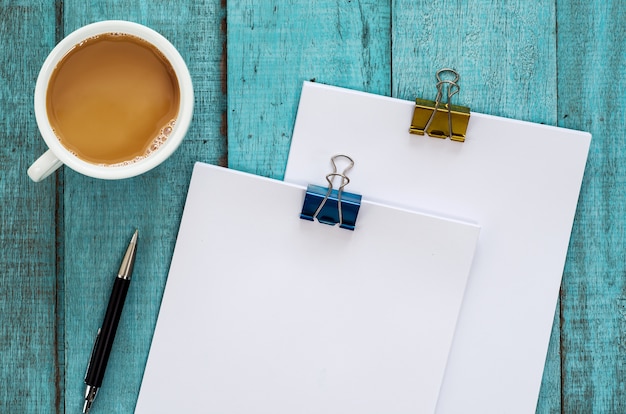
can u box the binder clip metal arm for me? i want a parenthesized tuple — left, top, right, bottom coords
(409, 68, 470, 142)
(300, 155, 362, 231)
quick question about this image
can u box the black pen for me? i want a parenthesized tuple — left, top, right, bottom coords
(83, 230, 138, 414)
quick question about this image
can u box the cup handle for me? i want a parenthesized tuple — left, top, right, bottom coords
(27, 149, 64, 182)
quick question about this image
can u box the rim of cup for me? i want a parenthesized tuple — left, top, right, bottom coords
(34, 20, 194, 180)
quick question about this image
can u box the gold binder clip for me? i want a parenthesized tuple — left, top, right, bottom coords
(409, 68, 470, 142)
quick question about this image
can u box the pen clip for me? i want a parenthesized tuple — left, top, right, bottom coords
(84, 328, 101, 381)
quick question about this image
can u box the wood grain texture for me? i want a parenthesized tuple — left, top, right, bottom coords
(60, 1, 226, 413)
(557, 1, 626, 411)
(0, 1, 59, 412)
(391, 0, 557, 120)
(227, 0, 391, 179)
(0, 2, 60, 413)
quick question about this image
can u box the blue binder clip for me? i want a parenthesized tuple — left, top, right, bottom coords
(300, 155, 362, 231)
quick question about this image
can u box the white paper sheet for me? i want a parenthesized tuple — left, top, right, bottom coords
(284, 82, 591, 413)
(135, 163, 480, 414)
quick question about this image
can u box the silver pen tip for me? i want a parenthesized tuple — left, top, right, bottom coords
(118, 230, 138, 280)
(83, 385, 98, 413)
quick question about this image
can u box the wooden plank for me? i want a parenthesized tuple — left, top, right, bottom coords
(0, 1, 59, 412)
(390, 1, 560, 412)
(558, 1, 626, 411)
(227, 0, 391, 179)
(537, 304, 562, 414)
(60, 1, 226, 412)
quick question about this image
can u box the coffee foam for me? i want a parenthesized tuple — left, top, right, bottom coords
(104, 119, 176, 167)
(53, 119, 177, 167)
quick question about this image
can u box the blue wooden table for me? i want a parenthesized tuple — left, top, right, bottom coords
(1, 1, 624, 412)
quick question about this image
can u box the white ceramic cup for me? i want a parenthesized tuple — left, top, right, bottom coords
(28, 20, 194, 182)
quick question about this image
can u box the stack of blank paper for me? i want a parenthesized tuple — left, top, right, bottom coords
(135, 163, 480, 413)
(284, 82, 591, 413)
